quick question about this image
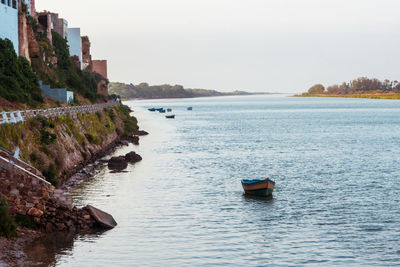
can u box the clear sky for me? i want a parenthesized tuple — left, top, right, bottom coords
(36, 0, 400, 93)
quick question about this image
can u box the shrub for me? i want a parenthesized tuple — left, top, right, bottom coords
(14, 215, 38, 229)
(40, 130, 57, 145)
(43, 163, 58, 186)
(0, 198, 18, 238)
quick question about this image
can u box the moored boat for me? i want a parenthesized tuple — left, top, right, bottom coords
(167, 108, 172, 112)
(159, 109, 166, 113)
(148, 108, 156, 112)
(241, 178, 275, 196)
(165, 115, 175, 119)
(187, 107, 193, 110)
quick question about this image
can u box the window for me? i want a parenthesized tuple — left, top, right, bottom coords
(7, 0, 10, 6)
(1, 0, 5, 5)
(12, 0, 16, 9)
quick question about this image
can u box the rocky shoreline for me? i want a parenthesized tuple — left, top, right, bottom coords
(0, 121, 148, 266)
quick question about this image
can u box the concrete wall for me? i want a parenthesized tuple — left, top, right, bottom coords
(67, 28, 82, 66)
(0, 0, 19, 55)
(40, 81, 74, 104)
(92, 60, 107, 79)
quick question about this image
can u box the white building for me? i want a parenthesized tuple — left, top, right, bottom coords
(67, 27, 82, 68)
(0, 0, 19, 54)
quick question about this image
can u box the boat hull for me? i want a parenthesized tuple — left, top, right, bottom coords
(241, 179, 275, 197)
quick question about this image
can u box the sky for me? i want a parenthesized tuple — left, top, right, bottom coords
(36, 0, 400, 93)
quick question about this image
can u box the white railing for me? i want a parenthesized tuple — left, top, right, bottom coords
(0, 101, 119, 124)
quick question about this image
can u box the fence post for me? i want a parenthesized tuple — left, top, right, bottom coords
(9, 112, 17, 123)
(2, 112, 8, 124)
(17, 111, 24, 122)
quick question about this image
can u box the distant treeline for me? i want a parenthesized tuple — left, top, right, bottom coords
(109, 82, 257, 99)
(302, 77, 400, 96)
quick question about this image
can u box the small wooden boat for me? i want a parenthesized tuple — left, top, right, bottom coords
(167, 108, 172, 112)
(241, 178, 275, 197)
(165, 115, 175, 119)
(148, 108, 156, 112)
(187, 107, 193, 111)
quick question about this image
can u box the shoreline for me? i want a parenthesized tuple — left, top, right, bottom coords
(0, 106, 143, 266)
(120, 93, 284, 101)
(294, 93, 400, 100)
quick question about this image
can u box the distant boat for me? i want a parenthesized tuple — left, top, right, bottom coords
(167, 108, 172, 112)
(187, 107, 193, 111)
(155, 108, 164, 111)
(165, 115, 175, 119)
(241, 178, 275, 197)
(159, 109, 166, 113)
(148, 108, 156, 112)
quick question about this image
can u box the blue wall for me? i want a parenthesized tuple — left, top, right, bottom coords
(0, 1, 19, 55)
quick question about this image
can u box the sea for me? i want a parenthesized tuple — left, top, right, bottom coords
(24, 95, 400, 266)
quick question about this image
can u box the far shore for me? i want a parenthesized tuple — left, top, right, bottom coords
(121, 93, 285, 101)
(294, 93, 400, 100)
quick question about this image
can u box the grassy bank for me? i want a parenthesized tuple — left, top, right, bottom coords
(0, 105, 138, 186)
(295, 93, 400, 100)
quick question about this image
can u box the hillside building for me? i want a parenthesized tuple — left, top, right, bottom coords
(81, 36, 92, 71)
(37, 11, 53, 44)
(92, 60, 108, 96)
(67, 27, 82, 69)
(0, 0, 19, 54)
(51, 13, 68, 39)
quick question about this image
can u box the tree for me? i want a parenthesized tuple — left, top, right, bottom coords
(0, 38, 43, 105)
(308, 84, 325, 94)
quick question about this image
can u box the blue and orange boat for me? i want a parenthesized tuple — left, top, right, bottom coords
(241, 178, 275, 197)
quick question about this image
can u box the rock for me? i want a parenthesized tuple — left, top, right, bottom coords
(83, 215, 91, 220)
(125, 151, 142, 164)
(131, 136, 139, 145)
(107, 156, 128, 170)
(27, 207, 44, 217)
(46, 222, 53, 233)
(119, 140, 129, 146)
(135, 130, 149, 136)
(56, 223, 66, 231)
(86, 205, 117, 229)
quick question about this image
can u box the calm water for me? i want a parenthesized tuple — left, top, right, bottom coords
(24, 96, 400, 266)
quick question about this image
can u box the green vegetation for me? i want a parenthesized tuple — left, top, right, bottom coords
(0, 39, 43, 106)
(299, 77, 400, 99)
(0, 198, 18, 238)
(14, 214, 38, 229)
(0, 106, 138, 186)
(109, 82, 256, 99)
(51, 31, 100, 102)
(43, 163, 58, 186)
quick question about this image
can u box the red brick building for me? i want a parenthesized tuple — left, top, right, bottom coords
(92, 60, 108, 96)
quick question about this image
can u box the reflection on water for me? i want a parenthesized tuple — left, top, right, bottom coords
(23, 230, 106, 267)
(23, 96, 400, 266)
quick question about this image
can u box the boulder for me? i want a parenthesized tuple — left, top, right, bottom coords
(85, 205, 117, 229)
(107, 156, 128, 170)
(125, 152, 142, 164)
(27, 207, 44, 217)
(135, 130, 149, 136)
(126, 135, 139, 145)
